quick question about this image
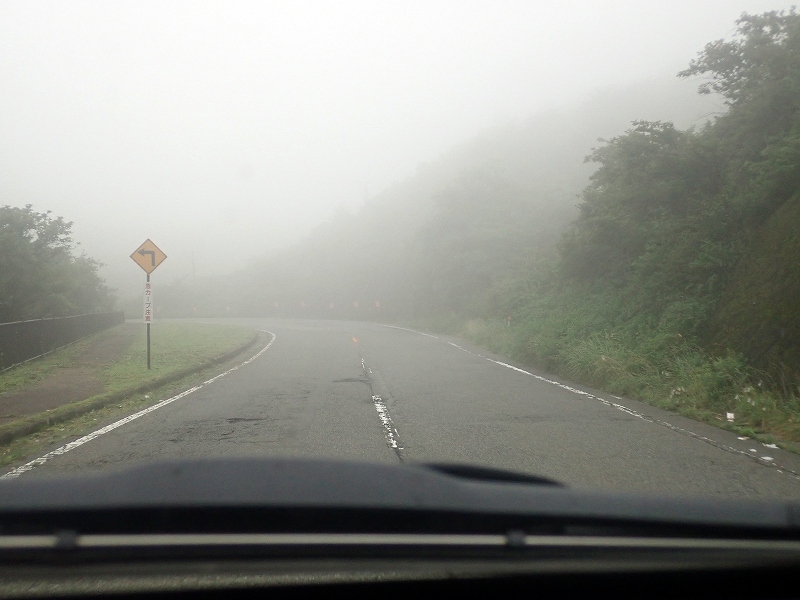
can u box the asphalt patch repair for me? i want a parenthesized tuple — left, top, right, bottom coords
(0, 325, 138, 426)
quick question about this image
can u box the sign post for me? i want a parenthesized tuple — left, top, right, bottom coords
(144, 278, 152, 368)
(130, 239, 167, 369)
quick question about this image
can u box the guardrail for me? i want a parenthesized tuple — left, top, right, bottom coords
(0, 311, 125, 371)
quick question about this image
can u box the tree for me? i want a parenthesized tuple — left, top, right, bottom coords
(0, 205, 115, 321)
(559, 120, 721, 290)
(679, 9, 800, 106)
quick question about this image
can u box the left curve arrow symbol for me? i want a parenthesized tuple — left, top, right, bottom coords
(138, 249, 156, 266)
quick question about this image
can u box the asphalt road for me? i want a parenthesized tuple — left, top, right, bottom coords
(11, 318, 800, 499)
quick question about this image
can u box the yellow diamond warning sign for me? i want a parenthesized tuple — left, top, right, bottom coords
(130, 239, 167, 274)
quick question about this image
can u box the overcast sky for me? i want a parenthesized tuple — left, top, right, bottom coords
(0, 0, 793, 297)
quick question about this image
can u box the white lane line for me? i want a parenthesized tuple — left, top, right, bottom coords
(1, 331, 277, 480)
(379, 324, 439, 339)
(359, 356, 403, 453)
(447, 341, 469, 352)
(372, 395, 403, 450)
(378, 324, 800, 481)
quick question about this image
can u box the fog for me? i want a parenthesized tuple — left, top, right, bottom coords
(0, 0, 790, 299)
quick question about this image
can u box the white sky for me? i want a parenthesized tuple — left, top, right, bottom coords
(0, 0, 792, 297)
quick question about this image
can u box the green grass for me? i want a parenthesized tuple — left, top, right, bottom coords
(0, 322, 255, 397)
(97, 322, 255, 392)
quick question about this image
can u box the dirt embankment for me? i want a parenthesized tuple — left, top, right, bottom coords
(0, 325, 137, 425)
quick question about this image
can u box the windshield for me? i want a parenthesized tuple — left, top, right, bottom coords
(1, 0, 800, 506)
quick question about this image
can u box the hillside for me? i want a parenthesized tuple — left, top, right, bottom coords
(468, 10, 800, 441)
(151, 75, 715, 321)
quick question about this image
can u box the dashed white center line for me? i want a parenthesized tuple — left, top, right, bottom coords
(372, 395, 403, 451)
(359, 354, 403, 456)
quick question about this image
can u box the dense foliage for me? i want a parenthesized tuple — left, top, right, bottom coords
(0, 205, 114, 322)
(552, 10, 800, 374)
(474, 10, 800, 438)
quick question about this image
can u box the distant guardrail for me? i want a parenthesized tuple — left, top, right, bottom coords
(0, 311, 125, 371)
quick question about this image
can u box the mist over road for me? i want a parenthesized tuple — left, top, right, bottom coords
(16, 319, 800, 499)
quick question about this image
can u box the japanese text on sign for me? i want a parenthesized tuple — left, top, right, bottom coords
(144, 282, 153, 323)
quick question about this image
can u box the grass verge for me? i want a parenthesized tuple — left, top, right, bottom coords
(97, 322, 257, 393)
(0, 321, 256, 397)
(0, 321, 258, 449)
